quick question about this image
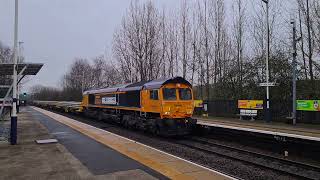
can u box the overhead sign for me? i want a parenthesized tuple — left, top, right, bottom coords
(259, 82, 277, 87)
(238, 100, 264, 110)
(297, 100, 320, 111)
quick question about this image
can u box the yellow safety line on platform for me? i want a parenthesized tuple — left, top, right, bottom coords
(32, 107, 231, 180)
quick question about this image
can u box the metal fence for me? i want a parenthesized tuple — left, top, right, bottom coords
(206, 100, 320, 124)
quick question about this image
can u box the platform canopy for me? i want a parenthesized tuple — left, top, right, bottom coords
(0, 63, 43, 75)
(0, 88, 10, 98)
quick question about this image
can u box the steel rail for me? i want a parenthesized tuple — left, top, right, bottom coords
(175, 138, 319, 180)
(191, 137, 320, 171)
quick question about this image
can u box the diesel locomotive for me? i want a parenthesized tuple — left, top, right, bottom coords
(81, 77, 197, 135)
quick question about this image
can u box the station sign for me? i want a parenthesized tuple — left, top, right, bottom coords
(238, 100, 264, 110)
(259, 82, 277, 87)
(296, 100, 320, 111)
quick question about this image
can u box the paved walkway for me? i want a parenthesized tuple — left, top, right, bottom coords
(197, 116, 320, 138)
(32, 106, 233, 180)
(0, 107, 160, 180)
(0, 120, 9, 143)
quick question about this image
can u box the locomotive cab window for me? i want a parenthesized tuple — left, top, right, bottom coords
(179, 88, 192, 100)
(163, 88, 177, 100)
(150, 90, 159, 100)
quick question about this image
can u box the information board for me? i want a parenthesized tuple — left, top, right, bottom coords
(101, 96, 117, 105)
(194, 100, 203, 108)
(238, 100, 263, 110)
(296, 100, 320, 111)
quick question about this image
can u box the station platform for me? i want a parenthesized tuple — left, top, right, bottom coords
(197, 116, 320, 142)
(0, 107, 234, 180)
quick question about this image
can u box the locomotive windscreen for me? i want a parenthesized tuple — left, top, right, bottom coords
(119, 90, 140, 107)
(89, 94, 95, 104)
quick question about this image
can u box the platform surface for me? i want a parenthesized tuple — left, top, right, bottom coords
(30, 107, 234, 180)
(197, 116, 320, 141)
(0, 107, 161, 180)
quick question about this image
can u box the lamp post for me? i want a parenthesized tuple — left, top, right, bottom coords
(11, 0, 19, 145)
(17, 41, 23, 114)
(262, 0, 271, 122)
(291, 18, 301, 125)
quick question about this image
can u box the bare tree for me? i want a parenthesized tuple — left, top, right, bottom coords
(103, 61, 122, 87)
(113, 1, 162, 81)
(166, 12, 179, 77)
(298, 0, 315, 80)
(33, 0, 320, 102)
(249, 0, 285, 81)
(189, 8, 201, 86)
(180, 0, 191, 79)
(198, 0, 211, 100)
(0, 42, 12, 63)
(0, 42, 13, 93)
(160, 8, 167, 78)
(298, 7, 308, 79)
(306, 0, 314, 80)
(210, 0, 227, 83)
(92, 56, 105, 88)
(232, 0, 246, 97)
(61, 58, 92, 100)
(312, 0, 320, 54)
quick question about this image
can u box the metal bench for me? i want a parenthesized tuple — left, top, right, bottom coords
(238, 109, 258, 121)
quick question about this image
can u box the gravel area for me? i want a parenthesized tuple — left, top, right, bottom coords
(176, 138, 320, 179)
(40, 110, 315, 180)
(193, 135, 320, 167)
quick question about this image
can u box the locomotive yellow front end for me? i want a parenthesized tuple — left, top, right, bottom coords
(141, 77, 197, 135)
(160, 83, 194, 119)
(158, 81, 197, 136)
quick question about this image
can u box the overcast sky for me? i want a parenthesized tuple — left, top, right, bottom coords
(0, 0, 184, 92)
(0, 0, 291, 92)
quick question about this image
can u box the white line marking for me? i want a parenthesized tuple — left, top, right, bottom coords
(51, 132, 69, 135)
(198, 121, 320, 142)
(32, 106, 238, 180)
(35, 139, 58, 144)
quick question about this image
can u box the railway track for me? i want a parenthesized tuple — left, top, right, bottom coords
(175, 137, 320, 180)
(37, 107, 320, 180)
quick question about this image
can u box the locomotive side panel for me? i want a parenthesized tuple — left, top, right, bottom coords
(81, 94, 89, 107)
(119, 90, 141, 108)
(141, 89, 161, 115)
